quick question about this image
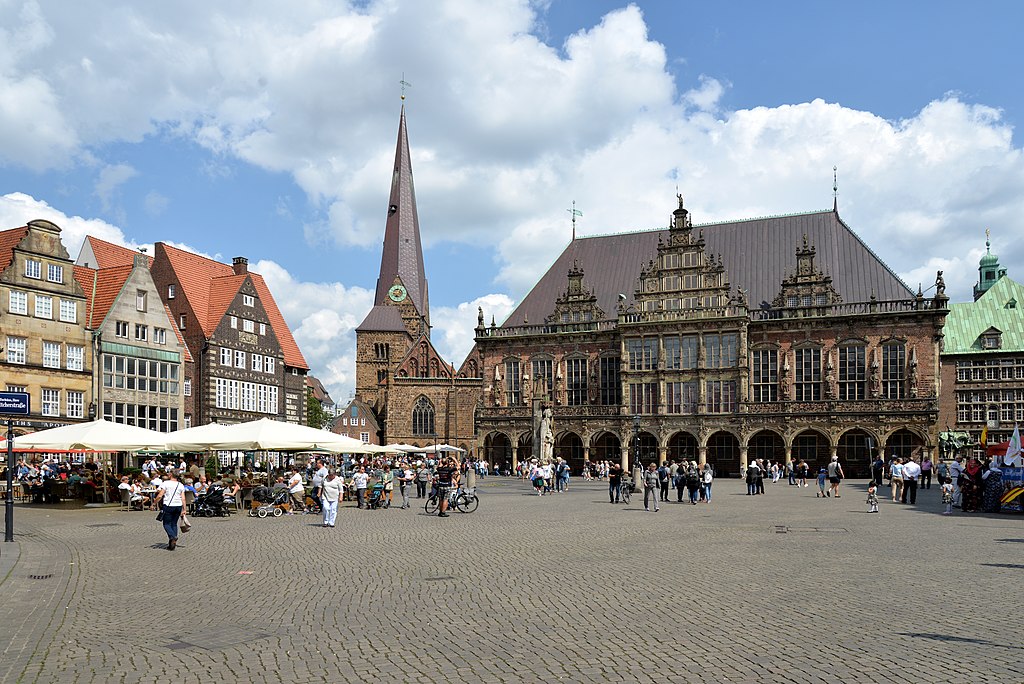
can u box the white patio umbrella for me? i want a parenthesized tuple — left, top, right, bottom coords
(172, 418, 379, 453)
(7, 419, 168, 451)
(162, 422, 233, 452)
(425, 444, 466, 454)
(386, 443, 427, 453)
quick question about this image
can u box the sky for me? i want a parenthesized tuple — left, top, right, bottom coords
(2, 0, 1023, 404)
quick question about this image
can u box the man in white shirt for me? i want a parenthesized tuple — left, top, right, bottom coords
(352, 467, 369, 508)
(948, 456, 964, 506)
(287, 467, 305, 513)
(901, 456, 922, 504)
(310, 460, 328, 514)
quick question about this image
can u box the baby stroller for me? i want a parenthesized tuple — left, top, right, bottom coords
(248, 486, 290, 518)
(367, 482, 390, 510)
(194, 484, 231, 517)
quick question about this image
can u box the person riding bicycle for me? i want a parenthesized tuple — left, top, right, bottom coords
(433, 456, 460, 518)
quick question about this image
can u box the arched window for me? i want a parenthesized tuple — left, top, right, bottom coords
(412, 396, 435, 436)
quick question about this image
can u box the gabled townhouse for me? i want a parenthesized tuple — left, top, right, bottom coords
(0, 220, 92, 432)
(149, 243, 308, 426)
(74, 239, 190, 432)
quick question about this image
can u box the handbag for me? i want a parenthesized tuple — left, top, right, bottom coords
(155, 508, 164, 521)
(179, 515, 191, 533)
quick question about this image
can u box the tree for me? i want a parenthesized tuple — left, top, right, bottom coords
(307, 391, 330, 430)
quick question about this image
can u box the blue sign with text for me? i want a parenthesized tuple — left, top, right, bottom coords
(0, 392, 30, 416)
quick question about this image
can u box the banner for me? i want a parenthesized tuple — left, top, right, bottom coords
(1005, 423, 1021, 467)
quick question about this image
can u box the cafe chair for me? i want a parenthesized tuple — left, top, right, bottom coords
(119, 488, 132, 512)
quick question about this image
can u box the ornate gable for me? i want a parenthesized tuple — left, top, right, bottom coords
(395, 334, 454, 379)
(630, 195, 736, 316)
(544, 261, 605, 324)
(771, 235, 842, 308)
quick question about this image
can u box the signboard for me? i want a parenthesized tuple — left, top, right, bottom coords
(0, 392, 30, 416)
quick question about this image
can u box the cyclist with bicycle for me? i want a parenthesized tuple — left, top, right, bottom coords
(433, 456, 460, 518)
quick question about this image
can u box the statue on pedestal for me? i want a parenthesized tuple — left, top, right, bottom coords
(539, 407, 554, 464)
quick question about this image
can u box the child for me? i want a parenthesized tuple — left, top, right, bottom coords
(816, 468, 828, 498)
(866, 483, 879, 513)
(940, 476, 954, 515)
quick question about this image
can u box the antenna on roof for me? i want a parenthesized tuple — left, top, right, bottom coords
(832, 165, 838, 213)
(567, 200, 583, 241)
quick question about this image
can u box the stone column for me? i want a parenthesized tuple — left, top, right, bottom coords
(658, 446, 668, 465)
(620, 445, 629, 471)
(698, 445, 707, 466)
(739, 446, 749, 472)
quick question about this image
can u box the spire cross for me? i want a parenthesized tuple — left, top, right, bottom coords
(832, 165, 838, 212)
(567, 200, 583, 241)
(399, 74, 412, 101)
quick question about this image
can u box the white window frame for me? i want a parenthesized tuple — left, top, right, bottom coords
(179, 314, 186, 330)
(42, 341, 61, 368)
(230, 316, 238, 329)
(41, 388, 60, 416)
(59, 299, 77, 322)
(266, 357, 275, 374)
(243, 318, 255, 333)
(220, 347, 232, 366)
(136, 290, 147, 311)
(134, 324, 148, 341)
(167, 284, 176, 299)
(47, 263, 63, 283)
(116, 321, 129, 338)
(9, 290, 27, 315)
(7, 337, 26, 364)
(259, 322, 266, 335)
(154, 328, 167, 344)
(25, 259, 41, 279)
(235, 350, 245, 369)
(35, 295, 52, 319)
(67, 391, 84, 418)
(252, 353, 263, 372)
(184, 378, 191, 396)
(67, 345, 84, 371)
(243, 294, 255, 307)
(360, 432, 369, 443)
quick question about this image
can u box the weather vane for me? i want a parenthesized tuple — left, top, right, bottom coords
(567, 200, 583, 241)
(400, 73, 412, 101)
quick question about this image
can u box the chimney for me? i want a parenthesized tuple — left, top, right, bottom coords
(133, 253, 148, 268)
(232, 256, 248, 275)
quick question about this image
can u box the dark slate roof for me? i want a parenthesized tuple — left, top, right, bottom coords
(356, 304, 406, 332)
(503, 209, 913, 327)
(373, 105, 429, 317)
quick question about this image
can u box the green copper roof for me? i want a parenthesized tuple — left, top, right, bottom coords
(944, 276, 1024, 354)
(980, 251, 999, 267)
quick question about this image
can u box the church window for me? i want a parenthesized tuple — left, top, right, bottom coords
(566, 358, 588, 406)
(795, 348, 821, 401)
(599, 357, 621, 406)
(838, 345, 866, 400)
(752, 349, 778, 402)
(411, 396, 435, 436)
(882, 343, 906, 399)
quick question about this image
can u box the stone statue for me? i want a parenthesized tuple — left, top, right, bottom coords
(909, 351, 919, 398)
(522, 373, 532, 404)
(540, 407, 554, 463)
(935, 271, 946, 297)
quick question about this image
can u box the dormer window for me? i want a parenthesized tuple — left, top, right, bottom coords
(981, 331, 1002, 350)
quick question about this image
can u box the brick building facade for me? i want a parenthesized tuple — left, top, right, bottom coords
(474, 197, 948, 477)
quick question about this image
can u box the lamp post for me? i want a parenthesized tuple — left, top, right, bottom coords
(632, 414, 641, 468)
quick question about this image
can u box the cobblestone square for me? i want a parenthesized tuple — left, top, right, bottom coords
(1, 477, 1022, 683)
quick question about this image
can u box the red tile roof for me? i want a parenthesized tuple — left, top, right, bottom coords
(83, 235, 153, 269)
(0, 226, 29, 274)
(157, 243, 308, 370)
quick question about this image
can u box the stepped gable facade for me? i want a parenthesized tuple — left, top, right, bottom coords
(474, 196, 948, 477)
(0, 220, 92, 433)
(149, 243, 308, 427)
(73, 243, 190, 433)
(354, 106, 481, 448)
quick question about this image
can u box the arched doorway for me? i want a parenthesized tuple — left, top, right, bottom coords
(667, 431, 698, 464)
(707, 431, 740, 477)
(837, 429, 873, 478)
(885, 428, 924, 461)
(792, 429, 831, 474)
(590, 432, 621, 468)
(516, 433, 533, 469)
(486, 432, 512, 474)
(632, 431, 658, 469)
(747, 430, 785, 465)
(555, 432, 585, 473)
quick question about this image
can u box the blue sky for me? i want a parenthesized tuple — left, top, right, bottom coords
(2, 1, 1023, 401)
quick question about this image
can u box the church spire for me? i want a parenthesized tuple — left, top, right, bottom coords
(374, 105, 429, 324)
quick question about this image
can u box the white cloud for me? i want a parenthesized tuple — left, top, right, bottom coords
(143, 190, 169, 217)
(432, 293, 517, 368)
(0, 192, 131, 258)
(95, 163, 138, 211)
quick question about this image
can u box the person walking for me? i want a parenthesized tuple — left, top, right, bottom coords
(434, 456, 458, 518)
(154, 470, 186, 551)
(889, 457, 904, 503)
(657, 461, 670, 502)
(643, 463, 660, 512)
(920, 456, 933, 489)
(352, 466, 369, 509)
(608, 462, 623, 503)
(871, 455, 885, 487)
(701, 463, 714, 503)
(901, 456, 921, 504)
(415, 462, 429, 498)
(310, 459, 328, 512)
(287, 467, 305, 513)
(826, 456, 844, 498)
(686, 462, 701, 504)
(948, 455, 964, 507)
(320, 469, 343, 527)
(398, 462, 415, 509)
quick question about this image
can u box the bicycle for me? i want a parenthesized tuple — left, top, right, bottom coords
(618, 479, 632, 504)
(424, 485, 479, 514)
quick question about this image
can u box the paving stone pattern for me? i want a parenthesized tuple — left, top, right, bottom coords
(1, 479, 1022, 683)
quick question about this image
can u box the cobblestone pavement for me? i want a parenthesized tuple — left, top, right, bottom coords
(1, 477, 1022, 684)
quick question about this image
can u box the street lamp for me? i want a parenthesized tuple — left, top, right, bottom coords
(632, 414, 641, 469)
